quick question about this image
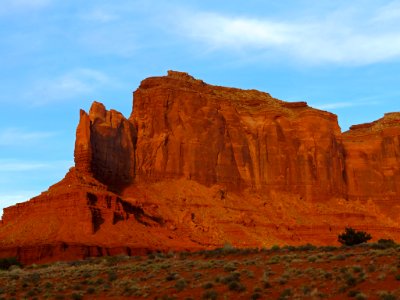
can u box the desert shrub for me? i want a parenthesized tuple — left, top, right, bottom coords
(202, 289, 218, 300)
(71, 292, 83, 300)
(378, 273, 387, 281)
(160, 295, 177, 300)
(319, 245, 337, 252)
(179, 251, 189, 260)
(324, 271, 333, 280)
(263, 281, 272, 288)
(165, 273, 179, 281)
(278, 288, 292, 300)
(72, 284, 83, 291)
(345, 273, 357, 287)
(348, 290, 361, 297)
(251, 292, 262, 300)
(221, 243, 235, 253)
(332, 254, 346, 261)
(95, 278, 104, 285)
(223, 262, 237, 272)
(228, 281, 246, 292)
(267, 256, 280, 264)
(242, 269, 254, 278)
(0, 257, 21, 270)
(221, 272, 240, 284)
(371, 239, 397, 249)
(282, 245, 296, 251)
(367, 264, 376, 273)
(302, 285, 312, 295)
(23, 272, 41, 286)
(25, 289, 38, 297)
(352, 266, 363, 273)
(378, 291, 397, 300)
(338, 227, 372, 246)
(277, 276, 288, 285)
(297, 243, 317, 251)
(67, 260, 86, 267)
(107, 270, 118, 281)
(202, 244, 241, 258)
(202, 282, 214, 289)
(174, 279, 187, 291)
(355, 293, 368, 300)
(104, 255, 129, 266)
(307, 255, 317, 262)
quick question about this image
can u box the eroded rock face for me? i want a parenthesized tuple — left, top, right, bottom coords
(343, 113, 400, 218)
(132, 71, 347, 201)
(75, 101, 137, 192)
(1, 70, 400, 264)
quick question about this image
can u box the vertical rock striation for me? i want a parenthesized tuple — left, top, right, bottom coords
(343, 113, 400, 218)
(131, 71, 347, 201)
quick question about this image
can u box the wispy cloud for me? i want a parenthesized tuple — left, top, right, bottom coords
(313, 100, 379, 110)
(0, 160, 72, 172)
(173, 4, 400, 65)
(27, 68, 112, 105)
(0, 0, 50, 14)
(0, 191, 40, 216)
(77, 24, 139, 57)
(80, 8, 119, 23)
(179, 13, 301, 51)
(373, 1, 400, 22)
(0, 192, 36, 203)
(0, 159, 73, 216)
(0, 128, 56, 146)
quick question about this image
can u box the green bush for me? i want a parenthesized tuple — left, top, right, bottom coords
(338, 227, 372, 246)
(0, 257, 21, 270)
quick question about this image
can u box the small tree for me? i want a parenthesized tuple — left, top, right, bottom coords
(338, 227, 372, 246)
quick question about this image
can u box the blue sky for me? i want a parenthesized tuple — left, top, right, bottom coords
(1, 0, 400, 214)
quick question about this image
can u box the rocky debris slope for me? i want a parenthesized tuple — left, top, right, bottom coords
(1, 71, 400, 264)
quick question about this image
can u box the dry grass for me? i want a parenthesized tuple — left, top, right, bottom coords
(0, 242, 399, 299)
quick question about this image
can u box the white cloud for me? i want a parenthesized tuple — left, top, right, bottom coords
(175, 6, 400, 65)
(0, 128, 56, 146)
(27, 68, 112, 105)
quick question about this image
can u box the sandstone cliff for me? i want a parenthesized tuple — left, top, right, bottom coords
(1, 71, 399, 264)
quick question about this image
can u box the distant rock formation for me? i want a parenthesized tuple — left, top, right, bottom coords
(1, 71, 400, 264)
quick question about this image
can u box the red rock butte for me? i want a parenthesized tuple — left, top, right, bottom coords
(1, 70, 400, 264)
